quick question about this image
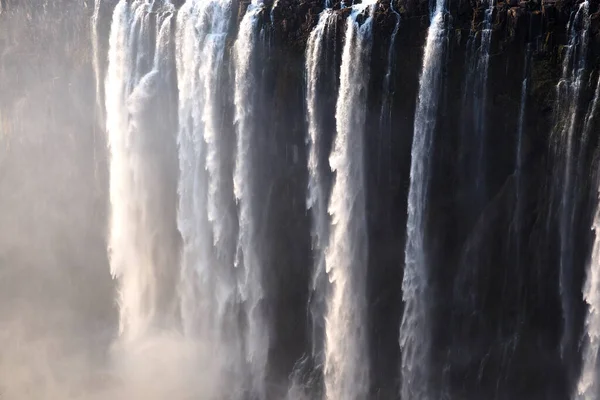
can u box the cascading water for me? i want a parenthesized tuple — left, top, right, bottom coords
(553, 0, 590, 360)
(104, 2, 207, 396)
(92, 0, 104, 127)
(381, 6, 399, 110)
(233, 1, 270, 397)
(475, 0, 494, 139)
(6, 0, 600, 399)
(378, 4, 400, 182)
(175, 0, 242, 395)
(287, 9, 339, 398)
(576, 204, 600, 399)
(578, 74, 600, 169)
(514, 44, 532, 268)
(461, 0, 495, 199)
(453, 1, 496, 312)
(305, 6, 336, 366)
(575, 74, 600, 400)
(399, 0, 446, 398)
(323, 3, 374, 399)
(105, 0, 179, 343)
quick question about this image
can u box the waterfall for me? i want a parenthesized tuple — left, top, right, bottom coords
(577, 204, 600, 399)
(378, 4, 400, 182)
(323, 4, 374, 399)
(460, 0, 494, 204)
(92, 0, 104, 127)
(103, 2, 215, 397)
(574, 75, 600, 400)
(514, 44, 532, 268)
(381, 6, 400, 103)
(475, 0, 494, 194)
(287, 10, 339, 398)
(270, 0, 279, 23)
(399, 0, 446, 398)
(476, 0, 494, 139)
(305, 7, 336, 366)
(10, 0, 600, 398)
(233, 1, 269, 397)
(581, 74, 600, 149)
(175, 0, 242, 395)
(553, 0, 590, 360)
(105, 0, 179, 343)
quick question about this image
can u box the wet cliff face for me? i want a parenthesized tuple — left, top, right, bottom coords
(3, 0, 600, 399)
(258, 1, 600, 397)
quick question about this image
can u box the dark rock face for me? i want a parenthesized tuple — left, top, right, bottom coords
(257, 0, 600, 398)
(3, 0, 600, 398)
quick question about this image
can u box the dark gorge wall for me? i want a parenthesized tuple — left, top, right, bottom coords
(261, 1, 600, 397)
(3, 0, 600, 398)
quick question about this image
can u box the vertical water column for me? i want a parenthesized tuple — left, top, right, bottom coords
(105, 0, 179, 343)
(574, 76, 600, 400)
(380, 5, 400, 113)
(581, 76, 600, 142)
(92, 0, 105, 127)
(576, 72, 600, 399)
(378, 5, 400, 182)
(576, 203, 600, 400)
(323, 4, 375, 400)
(92, 0, 115, 206)
(553, 0, 590, 360)
(514, 44, 532, 269)
(460, 0, 495, 205)
(233, 1, 269, 397)
(287, 11, 338, 398)
(399, 0, 446, 398)
(575, 74, 600, 176)
(175, 0, 241, 396)
(305, 7, 336, 366)
(474, 0, 494, 176)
